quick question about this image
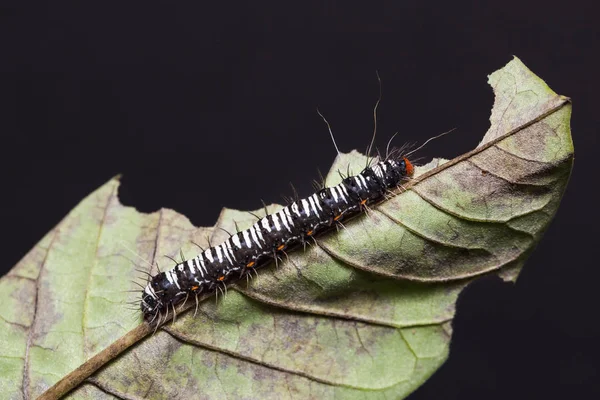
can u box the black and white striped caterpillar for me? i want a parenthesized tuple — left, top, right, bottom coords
(141, 153, 414, 323)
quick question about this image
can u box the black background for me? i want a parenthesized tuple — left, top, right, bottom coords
(1, 1, 598, 399)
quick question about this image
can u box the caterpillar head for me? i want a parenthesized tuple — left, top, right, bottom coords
(378, 157, 414, 189)
(398, 157, 414, 177)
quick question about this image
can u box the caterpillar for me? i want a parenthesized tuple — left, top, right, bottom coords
(140, 152, 415, 324)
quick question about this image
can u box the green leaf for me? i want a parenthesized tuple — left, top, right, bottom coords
(0, 56, 573, 400)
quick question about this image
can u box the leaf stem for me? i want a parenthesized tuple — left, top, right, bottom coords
(37, 322, 152, 400)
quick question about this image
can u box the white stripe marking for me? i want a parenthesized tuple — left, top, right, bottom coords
(336, 186, 348, 203)
(165, 270, 173, 284)
(373, 164, 383, 177)
(291, 202, 301, 216)
(284, 207, 294, 226)
(145, 285, 157, 299)
(354, 176, 363, 188)
(215, 245, 223, 263)
(250, 225, 262, 247)
(261, 217, 272, 232)
(205, 248, 214, 263)
(225, 239, 237, 260)
(243, 230, 252, 248)
(311, 194, 323, 211)
(301, 199, 311, 216)
(198, 257, 206, 276)
(254, 224, 265, 243)
(340, 184, 350, 197)
(359, 174, 368, 187)
(232, 234, 242, 248)
(330, 187, 338, 201)
(187, 259, 195, 274)
(272, 213, 282, 231)
(308, 196, 319, 215)
(278, 210, 291, 232)
(168, 270, 180, 288)
(221, 243, 233, 264)
(172, 271, 181, 289)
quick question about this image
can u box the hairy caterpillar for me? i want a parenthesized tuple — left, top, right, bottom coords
(141, 151, 415, 324)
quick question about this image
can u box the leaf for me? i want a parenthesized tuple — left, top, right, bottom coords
(0, 57, 573, 400)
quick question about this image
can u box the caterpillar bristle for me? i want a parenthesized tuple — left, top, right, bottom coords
(164, 254, 179, 266)
(190, 241, 205, 252)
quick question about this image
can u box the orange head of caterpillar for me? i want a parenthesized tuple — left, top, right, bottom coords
(402, 157, 414, 177)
